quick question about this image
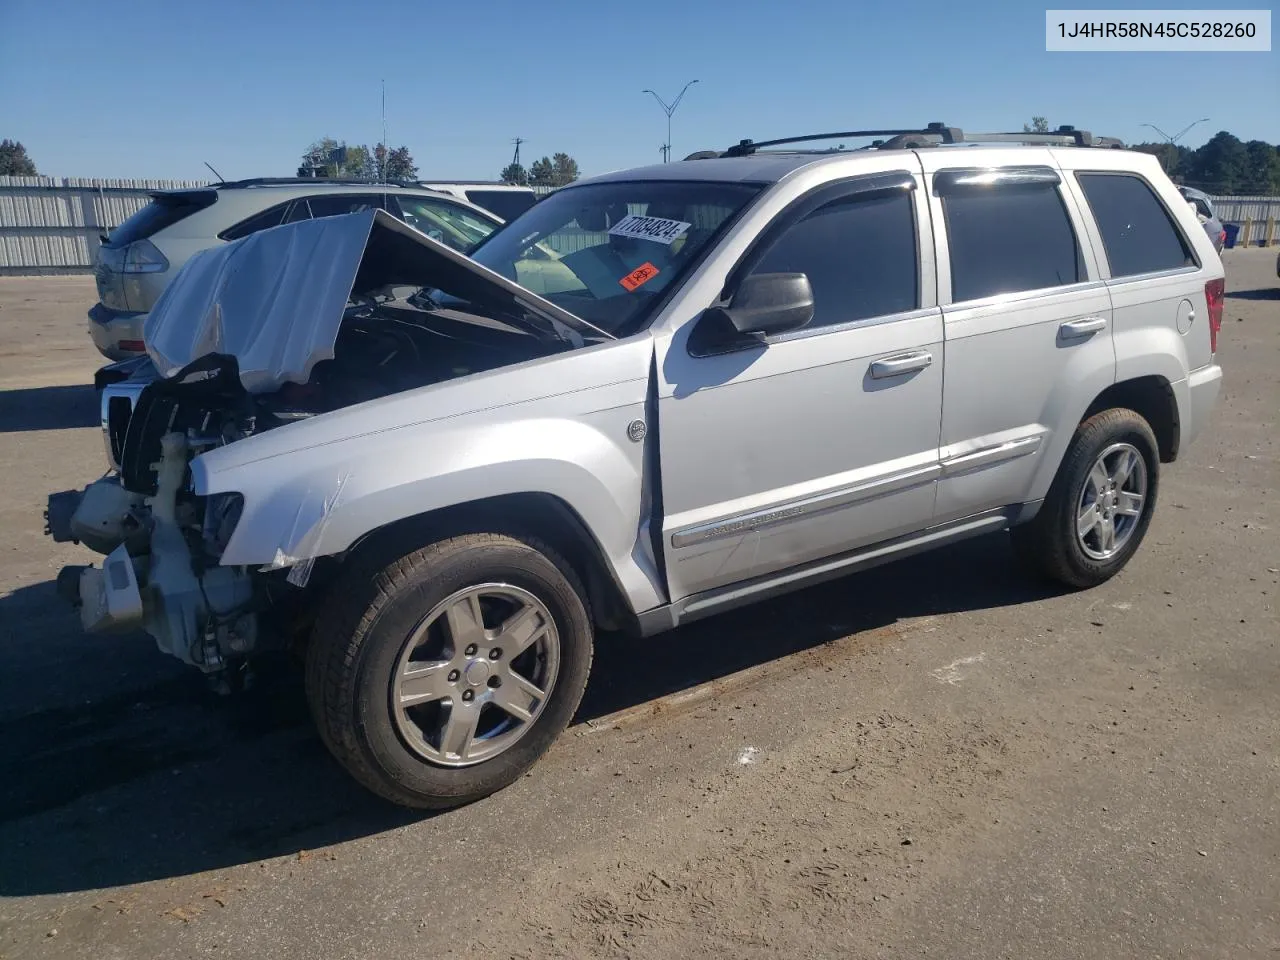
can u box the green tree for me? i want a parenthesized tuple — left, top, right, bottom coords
(301, 137, 349, 177)
(1132, 141, 1188, 178)
(0, 139, 37, 176)
(1023, 116, 1050, 134)
(500, 162, 529, 185)
(1184, 131, 1248, 193)
(384, 145, 418, 180)
(344, 144, 374, 179)
(299, 138, 379, 179)
(528, 156, 555, 186)
(1240, 140, 1280, 194)
(551, 152, 580, 186)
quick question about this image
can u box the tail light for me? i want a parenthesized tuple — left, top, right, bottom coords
(1205, 277, 1224, 354)
(121, 239, 169, 273)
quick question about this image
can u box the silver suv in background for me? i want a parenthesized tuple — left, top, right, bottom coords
(51, 123, 1224, 810)
(419, 182, 539, 221)
(1179, 185, 1226, 252)
(90, 179, 503, 359)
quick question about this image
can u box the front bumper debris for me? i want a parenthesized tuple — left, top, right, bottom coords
(71, 544, 146, 633)
(49, 432, 257, 672)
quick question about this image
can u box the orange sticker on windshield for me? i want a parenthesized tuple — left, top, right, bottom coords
(620, 262, 659, 292)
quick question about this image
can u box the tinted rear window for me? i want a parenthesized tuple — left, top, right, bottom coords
(465, 190, 537, 221)
(1080, 173, 1196, 278)
(941, 179, 1082, 302)
(107, 190, 216, 246)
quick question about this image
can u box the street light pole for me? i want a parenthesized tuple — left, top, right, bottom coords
(643, 80, 699, 162)
(1140, 117, 1211, 145)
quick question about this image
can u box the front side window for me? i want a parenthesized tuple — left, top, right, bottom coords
(394, 196, 497, 252)
(746, 191, 918, 329)
(1080, 173, 1196, 278)
(940, 176, 1083, 302)
(467, 180, 762, 335)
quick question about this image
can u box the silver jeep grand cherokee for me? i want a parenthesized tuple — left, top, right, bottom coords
(48, 123, 1225, 809)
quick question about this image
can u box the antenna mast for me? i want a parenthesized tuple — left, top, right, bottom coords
(380, 80, 387, 182)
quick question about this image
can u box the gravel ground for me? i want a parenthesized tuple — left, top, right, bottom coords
(0, 251, 1276, 960)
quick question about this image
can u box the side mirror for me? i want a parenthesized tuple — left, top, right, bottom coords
(721, 272, 814, 336)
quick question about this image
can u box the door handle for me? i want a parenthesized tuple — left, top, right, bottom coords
(869, 350, 933, 379)
(1059, 316, 1107, 338)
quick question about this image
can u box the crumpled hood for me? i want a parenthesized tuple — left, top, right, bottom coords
(144, 208, 609, 393)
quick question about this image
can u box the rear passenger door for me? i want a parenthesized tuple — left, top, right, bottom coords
(922, 150, 1115, 524)
(1066, 165, 1213, 378)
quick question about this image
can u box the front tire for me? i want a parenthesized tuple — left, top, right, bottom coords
(1012, 408, 1160, 588)
(305, 533, 593, 809)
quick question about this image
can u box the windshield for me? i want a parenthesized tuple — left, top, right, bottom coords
(466, 180, 763, 335)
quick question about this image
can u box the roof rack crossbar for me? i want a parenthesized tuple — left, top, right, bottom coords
(719, 123, 1124, 157)
(725, 123, 962, 156)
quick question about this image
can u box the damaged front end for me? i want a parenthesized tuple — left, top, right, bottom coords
(49, 355, 263, 680)
(47, 208, 608, 685)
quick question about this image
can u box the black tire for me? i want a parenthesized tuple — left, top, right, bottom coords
(1011, 408, 1160, 589)
(305, 533, 593, 809)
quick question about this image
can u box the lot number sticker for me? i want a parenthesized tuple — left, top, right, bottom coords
(620, 262, 660, 291)
(608, 214, 692, 245)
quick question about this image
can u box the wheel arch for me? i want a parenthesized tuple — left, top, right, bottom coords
(1082, 374, 1180, 463)
(339, 492, 640, 634)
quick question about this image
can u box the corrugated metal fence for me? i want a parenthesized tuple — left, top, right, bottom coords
(2, 177, 1277, 274)
(0, 176, 209, 274)
(1208, 196, 1280, 222)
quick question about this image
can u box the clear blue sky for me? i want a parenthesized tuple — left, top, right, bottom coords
(3, 0, 1276, 181)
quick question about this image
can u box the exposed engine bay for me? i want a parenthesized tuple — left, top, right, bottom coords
(265, 291, 560, 417)
(48, 288, 572, 687)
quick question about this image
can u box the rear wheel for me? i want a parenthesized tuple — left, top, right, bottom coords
(1012, 408, 1160, 588)
(305, 533, 593, 809)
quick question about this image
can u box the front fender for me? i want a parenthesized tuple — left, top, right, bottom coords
(192, 381, 663, 613)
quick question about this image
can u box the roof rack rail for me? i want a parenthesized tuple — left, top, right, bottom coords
(725, 123, 963, 157)
(948, 125, 1125, 148)
(212, 177, 422, 189)
(718, 123, 1124, 157)
(414, 179, 527, 186)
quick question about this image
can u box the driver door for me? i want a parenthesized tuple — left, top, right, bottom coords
(656, 169, 945, 601)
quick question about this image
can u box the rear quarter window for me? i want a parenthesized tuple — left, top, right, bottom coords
(107, 190, 217, 246)
(1077, 173, 1196, 278)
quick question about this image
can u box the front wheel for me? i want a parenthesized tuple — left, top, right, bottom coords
(305, 533, 593, 809)
(1012, 408, 1160, 588)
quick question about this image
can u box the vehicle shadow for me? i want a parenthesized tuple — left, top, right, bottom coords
(0, 532, 1059, 895)
(1225, 287, 1280, 301)
(0, 384, 98, 433)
